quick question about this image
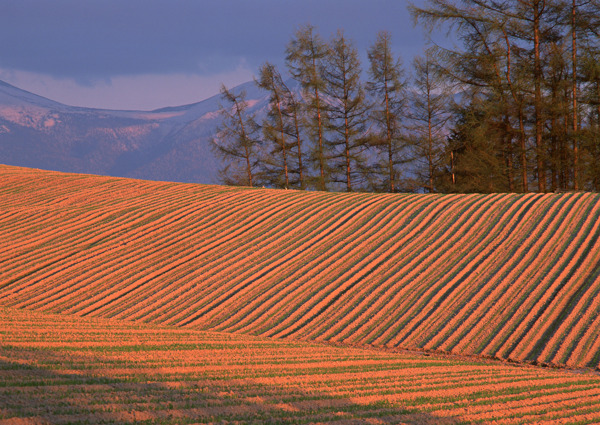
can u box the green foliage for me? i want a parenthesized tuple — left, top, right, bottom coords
(443, 103, 511, 193)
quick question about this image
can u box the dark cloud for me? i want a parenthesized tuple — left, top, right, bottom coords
(1, 0, 428, 79)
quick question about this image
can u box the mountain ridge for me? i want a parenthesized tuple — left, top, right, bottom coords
(0, 79, 268, 183)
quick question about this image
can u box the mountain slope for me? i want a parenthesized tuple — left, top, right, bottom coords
(1, 165, 600, 370)
(0, 80, 269, 183)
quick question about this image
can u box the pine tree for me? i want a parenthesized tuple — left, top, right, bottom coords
(579, 24, 600, 190)
(562, 0, 600, 189)
(410, 0, 565, 192)
(544, 40, 571, 191)
(446, 89, 523, 193)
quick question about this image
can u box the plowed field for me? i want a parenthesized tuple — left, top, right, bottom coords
(3, 307, 600, 424)
(1, 164, 600, 373)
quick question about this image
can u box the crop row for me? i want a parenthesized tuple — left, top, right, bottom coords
(1, 165, 600, 370)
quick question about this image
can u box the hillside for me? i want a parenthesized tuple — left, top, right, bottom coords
(3, 306, 600, 424)
(1, 165, 600, 370)
(0, 80, 269, 184)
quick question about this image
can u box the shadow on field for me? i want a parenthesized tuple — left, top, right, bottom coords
(0, 350, 460, 425)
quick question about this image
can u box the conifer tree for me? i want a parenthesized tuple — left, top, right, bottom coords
(562, 0, 600, 189)
(367, 30, 408, 192)
(211, 85, 261, 187)
(286, 25, 330, 191)
(410, 1, 526, 191)
(410, 0, 563, 192)
(410, 50, 452, 193)
(571, 0, 581, 189)
(579, 27, 600, 190)
(322, 30, 371, 192)
(279, 78, 307, 189)
(256, 62, 292, 189)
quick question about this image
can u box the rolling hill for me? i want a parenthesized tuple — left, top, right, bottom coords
(3, 306, 600, 424)
(0, 80, 269, 184)
(1, 165, 600, 371)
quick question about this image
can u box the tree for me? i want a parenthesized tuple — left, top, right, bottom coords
(279, 78, 307, 189)
(211, 85, 261, 187)
(286, 24, 330, 191)
(579, 28, 600, 190)
(366, 30, 408, 192)
(529, 0, 552, 192)
(446, 96, 514, 193)
(410, 0, 564, 192)
(409, 0, 529, 192)
(473, 0, 561, 192)
(410, 50, 452, 193)
(571, 0, 580, 189)
(563, 0, 600, 189)
(255, 62, 293, 189)
(322, 30, 371, 192)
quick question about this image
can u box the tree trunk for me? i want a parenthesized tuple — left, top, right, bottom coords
(275, 98, 289, 189)
(235, 102, 253, 187)
(503, 29, 527, 192)
(428, 103, 434, 193)
(550, 111, 558, 192)
(572, 0, 579, 190)
(313, 53, 326, 191)
(450, 150, 456, 186)
(519, 109, 528, 193)
(345, 115, 351, 192)
(504, 114, 515, 191)
(385, 85, 394, 192)
(292, 105, 305, 189)
(533, 1, 546, 192)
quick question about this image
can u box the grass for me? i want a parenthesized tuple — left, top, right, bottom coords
(2, 307, 600, 424)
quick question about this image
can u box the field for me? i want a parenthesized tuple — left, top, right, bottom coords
(1, 164, 600, 423)
(3, 306, 600, 424)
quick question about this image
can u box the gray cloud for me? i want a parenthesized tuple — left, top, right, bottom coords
(2, 0, 428, 80)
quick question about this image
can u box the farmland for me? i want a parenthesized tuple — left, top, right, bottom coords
(3, 306, 600, 424)
(1, 165, 600, 371)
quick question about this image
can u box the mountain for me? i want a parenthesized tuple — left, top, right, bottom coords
(0, 79, 269, 184)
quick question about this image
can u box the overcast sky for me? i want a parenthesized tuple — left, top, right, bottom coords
(1, 0, 435, 111)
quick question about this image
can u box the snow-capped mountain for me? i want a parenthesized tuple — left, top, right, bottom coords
(0, 79, 269, 184)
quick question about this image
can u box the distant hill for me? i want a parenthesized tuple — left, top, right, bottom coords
(0, 80, 269, 183)
(2, 165, 600, 371)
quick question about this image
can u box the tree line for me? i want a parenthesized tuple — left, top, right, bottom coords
(212, 0, 600, 193)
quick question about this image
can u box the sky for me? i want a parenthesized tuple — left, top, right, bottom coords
(0, 0, 436, 111)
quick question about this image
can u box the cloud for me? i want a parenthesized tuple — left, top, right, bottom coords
(1, 0, 431, 109)
(0, 64, 254, 111)
(3, 0, 425, 80)
(2, 0, 285, 79)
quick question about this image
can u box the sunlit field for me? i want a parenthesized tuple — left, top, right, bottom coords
(3, 307, 600, 424)
(2, 165, 600, 423)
